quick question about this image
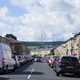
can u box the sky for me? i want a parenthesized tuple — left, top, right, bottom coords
(0, 0, 80, 41)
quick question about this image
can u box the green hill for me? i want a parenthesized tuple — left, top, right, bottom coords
(19, 41, 64, 48)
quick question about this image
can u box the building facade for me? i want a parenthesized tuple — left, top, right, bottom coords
(54, 32, 80, 59)
(5, 34, 30, 56)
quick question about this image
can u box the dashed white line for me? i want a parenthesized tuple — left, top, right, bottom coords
(27, 68, 35, 80)
(27, 75, 31, 80)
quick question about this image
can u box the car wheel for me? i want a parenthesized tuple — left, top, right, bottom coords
(51, 64, 53, 68)
(56, 72, 60, 76)
(56, 71, 62, 77)
(3, 65, 9, 73)
(12, 65, 16, 71)
(17, 63, 20, 67)
(5, 65, 9, 73)
(2, 66, 5, 73)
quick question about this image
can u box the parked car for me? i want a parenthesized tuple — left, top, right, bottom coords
(48, 57, 54, 68)
(48, 55, 59, 68)
(33, 56, 42, 62)
(55, 56, 80, 76)
(24, 55, 33, 62)
(0, 43, 16, 73)
(17, 55, 25, 65)
(40, 56, 48, 63)
(36, 56, 42, 62)
(12, 55, 21, 68)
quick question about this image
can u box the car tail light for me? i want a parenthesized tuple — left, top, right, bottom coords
(49, 60, 52, 64)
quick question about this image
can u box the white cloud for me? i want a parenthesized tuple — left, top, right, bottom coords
(65, 0, 80, 9)
(0, 0, 80, 41)
(0, 7, 8, 16)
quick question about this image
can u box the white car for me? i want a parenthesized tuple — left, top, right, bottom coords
(0, 43, 16, 73)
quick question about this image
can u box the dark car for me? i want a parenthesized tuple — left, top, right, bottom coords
(55, 56, 80, 76)
(36, 56, 41, 62)
(33, 56, 42, 62)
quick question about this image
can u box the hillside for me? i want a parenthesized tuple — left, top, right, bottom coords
(19, 41, 64, 48)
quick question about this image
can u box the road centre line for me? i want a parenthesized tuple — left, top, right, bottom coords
(27, 75, 31, 80)
(27, 68, 35, 80)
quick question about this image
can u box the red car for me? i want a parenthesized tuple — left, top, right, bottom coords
(48, 56, 59, 68)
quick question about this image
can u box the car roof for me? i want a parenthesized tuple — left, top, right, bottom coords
(61, 56, 77, 58)
(58, 55, 78, 60)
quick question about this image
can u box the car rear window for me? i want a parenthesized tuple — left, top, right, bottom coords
(61, 57, 79, 62)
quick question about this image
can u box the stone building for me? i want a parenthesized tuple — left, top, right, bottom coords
(0, 36, 10, 44)
(54, 32, 80, 59)
(11, 42, 30, 55)
(71, 33, 80, 59)
(5, 34, 30, 56)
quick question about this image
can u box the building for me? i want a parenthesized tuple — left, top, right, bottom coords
(0, 36, 10, 44)
(54, 32, 80, 59)
(5, 34, 30, 56)
(11, 42, 30, 55)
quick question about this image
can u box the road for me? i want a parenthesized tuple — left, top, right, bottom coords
(0, 62, 80, 80)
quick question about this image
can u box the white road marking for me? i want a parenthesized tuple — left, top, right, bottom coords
(27, 68, 35, 80)
(27, 75, 31, 80)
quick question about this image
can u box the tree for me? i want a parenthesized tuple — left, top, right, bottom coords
(5, 34, 17, 40)
(50, 49, 55, 55)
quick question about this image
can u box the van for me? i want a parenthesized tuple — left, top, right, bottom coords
(0, 43, 16, 72)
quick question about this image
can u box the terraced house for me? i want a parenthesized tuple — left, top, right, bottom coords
(54, 32, 80, 60)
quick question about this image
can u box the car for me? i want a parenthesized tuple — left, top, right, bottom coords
(24, 55, 33, 62)
(36, 56, 42, 62)
(33, 56, 42, 62)
(34, 58, 37, 62)
(0, 43, 16, 73)
(40, 56, 48, 63)
(48, 56, 59, 68)
(55, 56, 80, 76)
(12, 55, 21, 68)
(17, 55, 25, 65)
(48, 57, 54, 68)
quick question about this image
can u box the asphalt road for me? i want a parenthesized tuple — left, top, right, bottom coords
(0, 62, 80, 80)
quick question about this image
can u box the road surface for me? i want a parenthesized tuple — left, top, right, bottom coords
(0, 62, 80, 80)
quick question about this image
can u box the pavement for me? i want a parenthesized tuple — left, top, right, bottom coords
(0, 62, 80, 80)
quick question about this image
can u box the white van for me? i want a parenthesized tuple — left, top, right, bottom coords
(0, 43, 16, 72)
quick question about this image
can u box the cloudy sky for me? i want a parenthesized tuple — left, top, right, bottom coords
(0, 0, 80, 41)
